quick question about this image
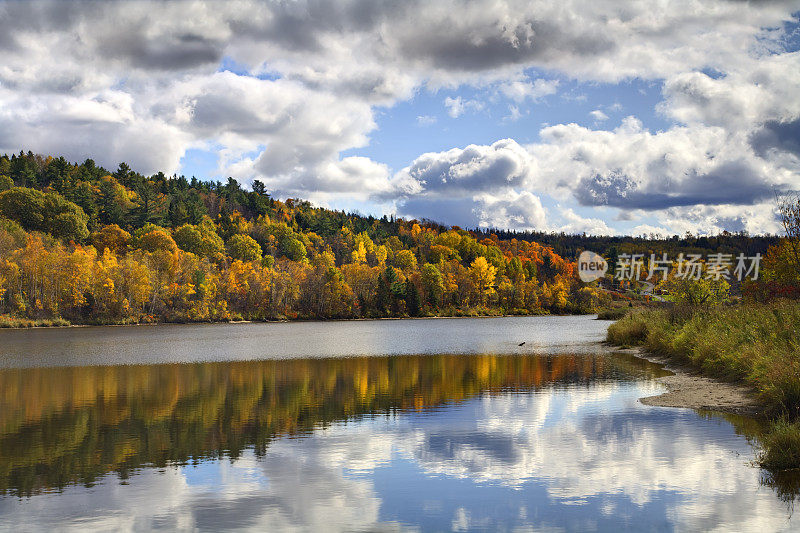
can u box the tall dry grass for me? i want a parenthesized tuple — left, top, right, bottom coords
(607, 301, 800, 469)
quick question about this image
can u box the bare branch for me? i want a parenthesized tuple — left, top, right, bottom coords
(776, 190, 800, 276)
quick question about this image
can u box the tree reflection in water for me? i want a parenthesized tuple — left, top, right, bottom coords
(1, 352, 661, 497)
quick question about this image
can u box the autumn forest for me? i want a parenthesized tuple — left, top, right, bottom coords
(0, 151, 609, 325)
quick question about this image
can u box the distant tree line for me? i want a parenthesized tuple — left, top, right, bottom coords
(475, 227, 780, 261)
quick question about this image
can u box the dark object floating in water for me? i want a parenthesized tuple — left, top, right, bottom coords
(518, 342, 526, 346)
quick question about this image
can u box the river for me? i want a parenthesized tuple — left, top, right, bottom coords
(0, 316, 795, 531)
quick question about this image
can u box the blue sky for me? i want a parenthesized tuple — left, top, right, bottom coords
(1, 1, 798, 235)
(342, 76, 672, 171)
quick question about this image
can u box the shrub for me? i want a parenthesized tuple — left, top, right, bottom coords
(759, 420, 800, 471)
(0, 315, 70, 328)
(597, 307, 628, 320)
(606, 311, 650, 346)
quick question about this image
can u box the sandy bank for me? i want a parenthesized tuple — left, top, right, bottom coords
(618, 347, 764, 417)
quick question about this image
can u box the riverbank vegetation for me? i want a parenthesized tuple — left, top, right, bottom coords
(0, 151, 610, 324)
(0, 314, 70, 328)
(596, 306, 632, 320)
(608, 199, 800, 470)
(609, 302, 800, 471)
(608, 302, 800, 411)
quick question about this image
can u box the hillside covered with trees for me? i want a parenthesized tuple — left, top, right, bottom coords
(0, 151, 603, 324)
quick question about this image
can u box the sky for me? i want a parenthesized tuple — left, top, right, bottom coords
(0, 1, 798, 236)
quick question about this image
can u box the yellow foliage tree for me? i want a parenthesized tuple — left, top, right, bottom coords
(470, 256, 497, 305)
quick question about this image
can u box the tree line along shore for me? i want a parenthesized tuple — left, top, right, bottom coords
(0, 152, 612, 324)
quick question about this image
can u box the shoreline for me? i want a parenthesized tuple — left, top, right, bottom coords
(615, 346, 764, 417)
(0, 311, 568, 331)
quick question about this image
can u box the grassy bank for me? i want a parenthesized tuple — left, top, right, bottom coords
(607, 300, 800, 470)
(596, 307, 631, 320)
(0, 315, 70, 328)
(0, 306, 564, 329)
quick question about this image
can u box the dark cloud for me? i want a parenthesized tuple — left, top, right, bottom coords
(189, 91, 291, 136)
(101, 31, 224, 71)
(231, 0, 405, 49)
(0, 74, 87, 93)
(749, 118, 800, 158)
(0, 0, 84, 35)
(234, 12, 324, 52)
(398, 18, 615, 72)
(713, 216, 748, 233)
(425, 431, 521, 465)
(575, 161, 775, 209)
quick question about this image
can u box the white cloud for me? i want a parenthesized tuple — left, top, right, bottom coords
(0, 87, 190, 175)
(444, 96, 484, 118)
(504, 105, 525, 122)
(390, 111, 792, 233)
(531, 117, 781, 210)
(660, 53, 800, 130)
(589, 109, 609, 122)
(498, 78, 559, 103)
(629, 224, 670, 238)
(559, 208, 615, 235)
(657, 203, 783, 236)
(393, 139, 534, 196)
(0, 0, 797, 233)
(472, 190, 548, 230)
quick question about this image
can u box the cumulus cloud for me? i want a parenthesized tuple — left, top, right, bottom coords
(0, 0, 797, 232)
(533, 116, 792, 221)
(659, 52, 800, 131)
(574, 160, 775, 209)
(390, 112, 789, 233)
(394, 139, 533, 195)
(391, 113, 787, 232)
(0, 87, 190, 174)
(390, 139, 550, 229)
(472, 190, 547, 230)
(657, 203, 783, 236)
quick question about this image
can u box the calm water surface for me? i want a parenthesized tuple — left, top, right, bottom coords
(0, 316, 795, 531)
(0, 315, 605, 368)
